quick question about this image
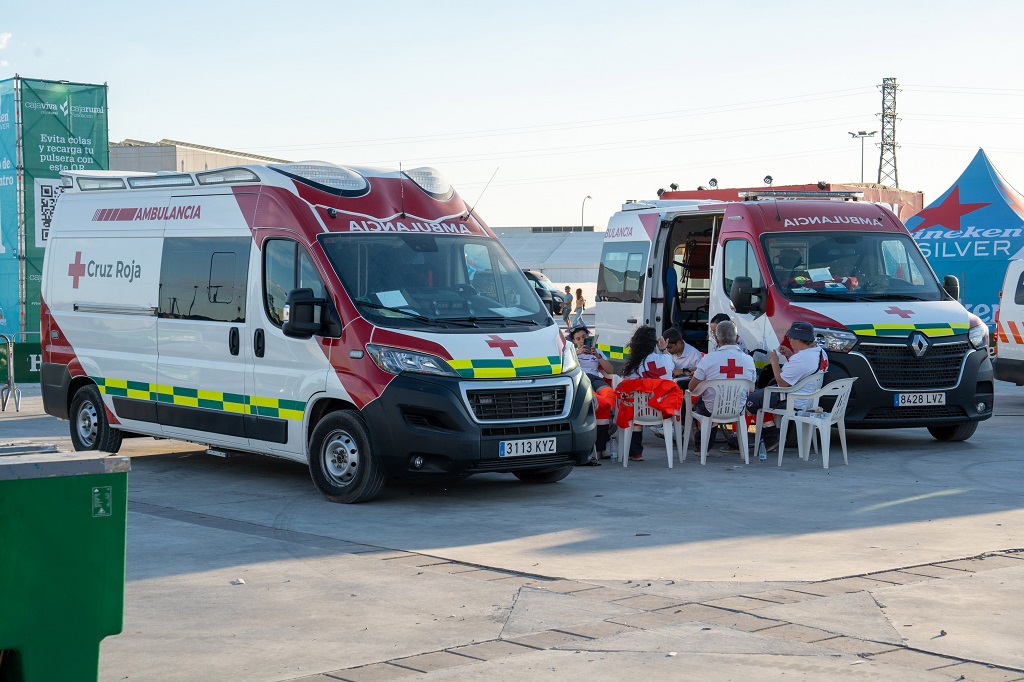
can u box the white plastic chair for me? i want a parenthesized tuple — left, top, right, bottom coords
(677, 379, 754, 465)
(778, 378, 857, 469)
(752, 372, 826, 456)
(617, 390, 676, 468)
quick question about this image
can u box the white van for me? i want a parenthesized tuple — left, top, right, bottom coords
(596, 191, 994, 442)
(40, 163, 595, 502)
(994, 258, 1024, 385)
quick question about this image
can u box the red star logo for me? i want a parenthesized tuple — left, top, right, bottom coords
(910, 186, 990, 232)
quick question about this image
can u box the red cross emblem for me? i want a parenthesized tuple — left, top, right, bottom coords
(719, 357, 745, 378)
(642, 360, 668, 379)
(68, 251, 86, 289)
(485, 334, 518, 357)
(884, 306, 914, 319)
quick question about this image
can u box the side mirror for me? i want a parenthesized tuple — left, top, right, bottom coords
(943, 275, 960, 302)
(730, 276, 762, 314)
(282, 288, 327, 339)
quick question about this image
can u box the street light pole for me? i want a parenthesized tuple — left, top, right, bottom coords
(581, 195, 592, 231)
(848, 131, 878, 183)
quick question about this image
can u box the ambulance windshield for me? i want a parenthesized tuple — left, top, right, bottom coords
(318, 233, 551, 329)
(762, 232, 945, 302)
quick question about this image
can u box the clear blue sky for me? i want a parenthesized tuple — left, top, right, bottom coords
(3, 1, 1023, 227)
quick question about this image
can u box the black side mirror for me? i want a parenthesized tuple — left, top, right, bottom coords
(730, 276, 763, 314)
(282, 288, 326, 339)
(943, 275, 960, 302)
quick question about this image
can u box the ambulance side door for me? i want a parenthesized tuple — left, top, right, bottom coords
(155, 196, 253, 449)
(247, 232, 331, 460)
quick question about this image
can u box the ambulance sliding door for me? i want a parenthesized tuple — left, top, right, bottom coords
(155, 196, 253, 449)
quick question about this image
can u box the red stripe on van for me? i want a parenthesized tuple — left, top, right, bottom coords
(1008, 321, 1024, 345)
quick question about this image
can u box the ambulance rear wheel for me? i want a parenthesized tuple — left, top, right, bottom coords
(70, 384, 123, 453)
(309, 411, 385, 503)
(513, 464, 574, 484)
(927, 422, 978, 442)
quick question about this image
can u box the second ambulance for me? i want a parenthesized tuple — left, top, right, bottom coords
(596, 191, 993, 442)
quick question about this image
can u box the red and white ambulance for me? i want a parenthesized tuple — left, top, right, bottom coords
(41, 162, 595, 502)
(596, 191, 993, 442)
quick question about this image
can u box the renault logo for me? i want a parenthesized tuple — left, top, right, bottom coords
(910, 332, 929, 358)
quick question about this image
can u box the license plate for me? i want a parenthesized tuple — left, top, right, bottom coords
(499, 437, 557, 457)
(894, 392, 946, 406)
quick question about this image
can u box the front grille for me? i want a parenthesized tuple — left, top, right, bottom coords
(482, 423, 570, 438)
(858, 341, 969, 390)
(466, 386, 567, 421)
(864, 405, 968, 420)
(474, 453, 573, 471)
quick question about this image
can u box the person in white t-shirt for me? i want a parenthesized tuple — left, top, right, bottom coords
(688, 320, 756, 415)
(744, 320, 829, 450)
(659, 327, 703, 386)
(620, 325, 674, 461)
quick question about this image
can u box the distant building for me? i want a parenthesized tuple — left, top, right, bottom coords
(109, 138, 287, 173)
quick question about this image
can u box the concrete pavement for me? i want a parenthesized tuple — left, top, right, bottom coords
(1, 383, 1022, 681)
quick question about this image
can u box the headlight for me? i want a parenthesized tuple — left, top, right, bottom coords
(969, 323, 989, 350)
(365, 344, 458, 377)
(813, 327, 857, 352)
(561, 343, 579, 374)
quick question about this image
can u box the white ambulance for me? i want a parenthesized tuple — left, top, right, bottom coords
(596, 191, 993, 442)
(994, 258, 1024, 385)
(41, 162, 595, 502)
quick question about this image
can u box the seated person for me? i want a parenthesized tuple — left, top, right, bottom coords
(619, 325, 675, 461)
(569, 325, 616, 463)
(709, 313, 748, 353)
(659, 327, 703, 386)
(744, 320, 829, 451)
(688, 321, 756, 453)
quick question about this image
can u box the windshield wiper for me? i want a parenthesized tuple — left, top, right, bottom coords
(357, 301, 475, 327)
(858, 293, 930, 302)
(788, 291, 855, 301)
(443, 315, 537, 327)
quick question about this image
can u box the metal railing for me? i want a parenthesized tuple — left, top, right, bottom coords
(0, 331, 38, 412)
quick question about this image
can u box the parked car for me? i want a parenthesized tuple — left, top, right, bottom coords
(522, 269, 563, 316)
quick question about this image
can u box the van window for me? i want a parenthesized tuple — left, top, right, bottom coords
(263, 239, 327, 327)
(881, 239, 924, 285)
(722, 239, 763, 294)
(1015, 270, 1024, 306)
(597, 241, 648, 303)
(159, 237, 250, 322)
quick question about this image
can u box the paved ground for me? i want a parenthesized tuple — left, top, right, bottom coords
(2, 382, 1023, 681)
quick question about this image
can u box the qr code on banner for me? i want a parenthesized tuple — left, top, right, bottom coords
(34, 178, 65, 247)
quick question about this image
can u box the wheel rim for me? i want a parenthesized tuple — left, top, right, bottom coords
(321, 428, 359, 487)
(76, 399, 99, 447)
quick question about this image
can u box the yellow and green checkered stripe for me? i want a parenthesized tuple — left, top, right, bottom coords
(597, 343, 629, 360)
(447, 355, 561, 379)
(846, 322, 969, 338)
(92, 377, 306, 421)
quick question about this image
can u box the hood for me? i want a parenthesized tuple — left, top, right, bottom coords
(793, 300, 970, 339)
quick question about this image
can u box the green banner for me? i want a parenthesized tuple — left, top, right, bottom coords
(0, 79, 16, 335)
(0, 340, 41, 383)
(20, 78, 109, 333)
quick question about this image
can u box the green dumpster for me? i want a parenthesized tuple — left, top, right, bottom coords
(0, 452, 130, 682)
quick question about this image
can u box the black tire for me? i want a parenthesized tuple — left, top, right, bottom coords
(308, 411, 386, 503)
(513, 464, 574, 484)
(927, 422, 979, 442)
(69, 384, 123, 453)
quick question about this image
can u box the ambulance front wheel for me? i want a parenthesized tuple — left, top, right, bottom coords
(513, 464, 574, 484)
(309, 411, 386, 503)
(69, 384, 123, 453)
